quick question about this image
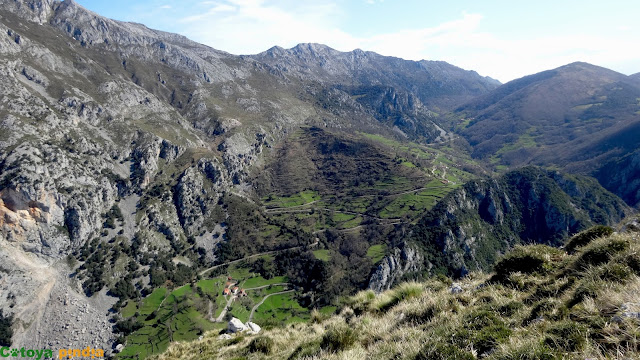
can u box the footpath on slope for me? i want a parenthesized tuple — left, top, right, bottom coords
(198, 240, 319, 277)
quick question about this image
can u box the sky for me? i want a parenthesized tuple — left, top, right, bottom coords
(73, 0, 639, 83)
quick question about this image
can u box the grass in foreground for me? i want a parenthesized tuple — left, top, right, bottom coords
(151, 225, 640, 360)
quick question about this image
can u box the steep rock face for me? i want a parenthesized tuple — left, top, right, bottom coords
(368, 243, 423, 293)
(401, 167, 629, 279)
(338, 85, 443, 140)
(46, 0, 239, 83)
(594, 149, 640, 208)
(0, 0, 56, 24)
(174, 158, 227, 236)
(220, 132, 269, 185)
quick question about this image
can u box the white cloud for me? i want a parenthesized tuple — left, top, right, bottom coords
(170, 1, 639, 82)
(179, 4, 236, 23)
(179, 0, 350, 55)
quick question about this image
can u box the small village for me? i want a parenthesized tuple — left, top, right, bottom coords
(222, 277, 248, 298)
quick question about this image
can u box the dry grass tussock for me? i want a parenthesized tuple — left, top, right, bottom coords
(151, 226, 640, 359)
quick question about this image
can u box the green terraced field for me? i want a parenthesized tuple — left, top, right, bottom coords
(263, 190, 320, 208)
(251, 292, 310, 325)
(241, 275, 288, 289)
(366, 244, 387, 263)
(139, 288, 167, 315)
(121, 300, 138, 318)
(117, 286, 218, 359)
(312, 249, 330, 261)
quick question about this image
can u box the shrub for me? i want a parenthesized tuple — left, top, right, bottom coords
(597, 263, 633, 283)
(623, 252, 640, 274)
(288, 340, 321, 360)
(565, 225, 614, 253)
(104, 217, 116, 229)
(346, 290, 375, 315)
(255, 318, 282, 330)
(404, 303, 439, 324)
(493, 245, 561, 281)
(569, 281, 601, 306)
(395, 282, 423, 300)
(114, 318, 143, 335)
(473, 324, 512, 355)
(435, 273, 453, 286)
(414, 343, 475, 360)
(223, 335, 244, 346)
(525, 298, 567, 324)
(569, 304, 607, 330)
(496, 301, 523, 317)
(109, 278, 139, 300)
(463, 309, 502, 330)
(320, 324, 358, 353)
(492, 344, 556, 360)
(573, 237, 629, 270)
(310, 309, 330, 324)
(248, 336, 274, 354)
(373, 282, 423, 312)
(543, 321, 588, 352)
(455, 309, 512, 355)
(528, 277, 574, 303)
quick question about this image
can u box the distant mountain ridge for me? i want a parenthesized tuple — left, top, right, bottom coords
(250, 43, 501, 141)
(452, 62, 640, 205)
(253, 43, 500, 111)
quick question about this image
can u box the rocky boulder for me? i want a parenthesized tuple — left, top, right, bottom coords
(450, 283, 463, 294)
(246, 322, 261, 334)
(228, 317, 247, 333)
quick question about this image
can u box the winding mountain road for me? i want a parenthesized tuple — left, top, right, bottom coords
(198, 240, 319, 277)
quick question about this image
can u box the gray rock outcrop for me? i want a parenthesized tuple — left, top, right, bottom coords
(246, 322, 261, 334)
(228, 317, 247, 333)
(368, 244, 423, 293)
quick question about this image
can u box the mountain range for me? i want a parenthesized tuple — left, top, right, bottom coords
(453, 62, 640, 205)
(0, 0, 638, 357)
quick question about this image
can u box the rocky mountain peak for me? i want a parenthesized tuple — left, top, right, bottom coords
(0, 0, 57, 24)
(260, 45, 286, 57)
(291, 42, 337, 56)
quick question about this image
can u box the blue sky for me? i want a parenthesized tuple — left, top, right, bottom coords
(74, 0, 639, 82)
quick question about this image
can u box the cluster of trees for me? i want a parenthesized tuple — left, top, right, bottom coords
(148, 255, 196, 288)
(114, 317, 143, 337)
(75, 235, 144, 297)
(102, 204, 124, 229)
(217, 194, 314, 264)
(76, 238, 108, 296)
(269, 229, 375, 306)
(109, 276, 139, 301)
(74, 209, 209, 299)
(0, 310, 12, 346)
